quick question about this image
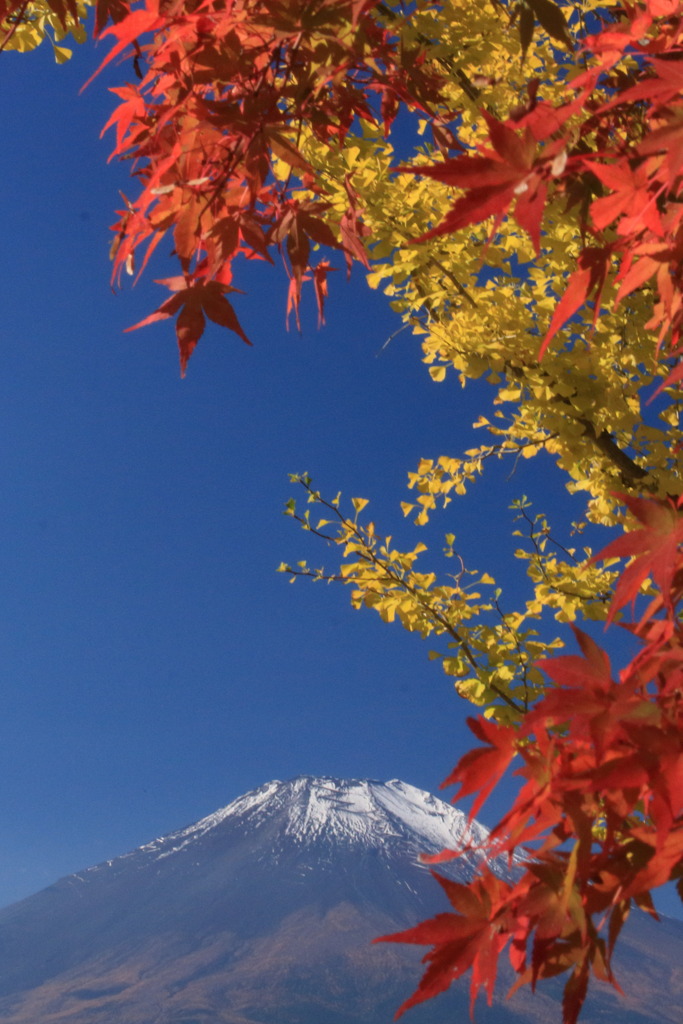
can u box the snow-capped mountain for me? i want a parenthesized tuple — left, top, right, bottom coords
(106, 776, 492, 869)
(0, 776, 680, 1024)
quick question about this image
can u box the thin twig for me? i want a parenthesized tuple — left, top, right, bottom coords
(289, 479, 526, 715)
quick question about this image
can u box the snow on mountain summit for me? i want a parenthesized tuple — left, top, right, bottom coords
(277, 776, 487, 855)
(125, 776, 492, 869)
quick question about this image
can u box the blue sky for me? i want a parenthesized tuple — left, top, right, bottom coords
(0, 34, 680, 924)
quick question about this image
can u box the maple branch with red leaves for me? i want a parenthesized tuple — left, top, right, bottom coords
(378, 490, 683, 1024)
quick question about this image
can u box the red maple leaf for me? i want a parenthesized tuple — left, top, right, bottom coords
(127, 277, 250, 376)
(592, 493, 683, 622)
(539, 247, 610, 358)
(441, 716, 517, 820)
(377, 870, 513, 1018)
(399, 113, 554, 253)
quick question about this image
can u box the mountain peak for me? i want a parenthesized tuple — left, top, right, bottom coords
(117, 775, 491, 874)
(272, 776, 485, 852)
